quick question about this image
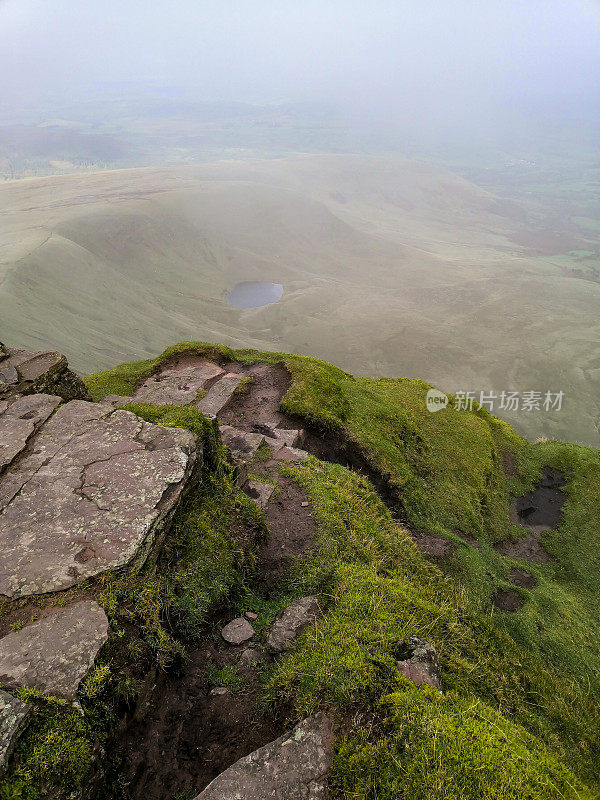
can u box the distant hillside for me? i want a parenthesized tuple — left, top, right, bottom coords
(1, 154, 599, 446)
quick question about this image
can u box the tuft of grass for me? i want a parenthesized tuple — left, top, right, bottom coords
(205, 664, 245, 692)
(333, 685, 594, 800)
(0, 691, 93, 799)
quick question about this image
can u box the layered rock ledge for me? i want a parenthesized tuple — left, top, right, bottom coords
(0, 344, 90, 403)
(0, 400, 199, 598)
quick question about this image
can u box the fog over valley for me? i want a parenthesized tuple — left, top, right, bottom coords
(1, 0, 599, 445)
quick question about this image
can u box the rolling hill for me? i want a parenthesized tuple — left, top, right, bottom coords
(1, 154, 599, 446)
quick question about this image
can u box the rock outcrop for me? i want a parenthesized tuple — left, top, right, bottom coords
(0, 601, 109, 700)
(267, 596, 321, 653)
(0, 690, 31, 776)
(0, 345, 90, 402)
(396, 636, 442, 691)
(0, 400, 199, 598)
(193, 713, 333, 800)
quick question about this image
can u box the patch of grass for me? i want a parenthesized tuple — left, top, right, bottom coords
(205, 664, 245, 692)
(0, 691, 93, 799)
(333, 685, 593, 800)
(262, 459, 599, 793)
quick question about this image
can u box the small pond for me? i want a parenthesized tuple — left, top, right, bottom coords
(226, 281, 283, 309)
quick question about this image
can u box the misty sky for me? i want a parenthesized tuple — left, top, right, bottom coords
(1, 0, 599, 125)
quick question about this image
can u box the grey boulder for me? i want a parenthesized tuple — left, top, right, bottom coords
(194, 712, 333, 799)
(267, 596, 321, 653)
(396, 636, 442, 691)
(222, 617, 255, 645)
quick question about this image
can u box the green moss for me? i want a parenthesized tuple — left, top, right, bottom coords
(1, 692, 93, 799)
(333, 686, 593, 800)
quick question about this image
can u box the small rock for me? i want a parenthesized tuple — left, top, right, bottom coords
(193, 712, 333, 799)
(396, 636, 442, 691)
(239, 647, 267, 666)
(245, 480, 275, 510)
(0, 690, 31, 776)
(245, 611, 258, 620)
(210, 687, 229, 696)
(267, 596, 321, 653)
(274, 445, 310, 462)
(221, 617, 255, 645)
(301, 501, 309, 507)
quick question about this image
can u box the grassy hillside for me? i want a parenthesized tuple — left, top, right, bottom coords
(82, 342, 600, 797)
(1, 155, 599, 447)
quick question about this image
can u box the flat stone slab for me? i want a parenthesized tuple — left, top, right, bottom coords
(0, 400, 198, 598)
(0, 600, 109, 700)
(0, 346, 89, 402)
(0, 394, 61, 472)
(267, 596, 321, 653)
(219, 425, 265, 461)
(194, 712, 333, 799)
(132, 361, 225, 406)
(271, 428, 305, 448)
(221, 617, 255, 645)
(0, 690, 31, 776)
(197, 373, 245, 417)
(274, 446, 310, 462)
(245, 480, 275, 511)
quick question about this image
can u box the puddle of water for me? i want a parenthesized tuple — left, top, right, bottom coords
(226, 282, 283, 309)
(512, 467, 566, 530)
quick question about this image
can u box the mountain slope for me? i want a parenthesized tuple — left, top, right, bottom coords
(1, 155, 599, 446)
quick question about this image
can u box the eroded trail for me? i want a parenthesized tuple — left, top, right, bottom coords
(118, 360, 320, 799)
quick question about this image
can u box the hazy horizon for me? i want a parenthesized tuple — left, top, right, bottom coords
(2, 1, 599, 139)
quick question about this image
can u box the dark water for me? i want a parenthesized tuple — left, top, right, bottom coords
(226, 281, 283, 309)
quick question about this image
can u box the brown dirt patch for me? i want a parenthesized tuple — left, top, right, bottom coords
(118, 636, 285, 800)
(409, 530, 456, 558)
(494, 532, 552, 563)
(493, 588, 525, 612)
(501, 451, 518, 480)
(509, 568, 537, 589)
(256, 471, 318, 591)
(510, 467, 566, 530)
(453, 530, 480, 549)
(220, 362, 291, 432)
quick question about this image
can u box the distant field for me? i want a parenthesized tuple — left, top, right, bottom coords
(1, 154, 599, 446)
